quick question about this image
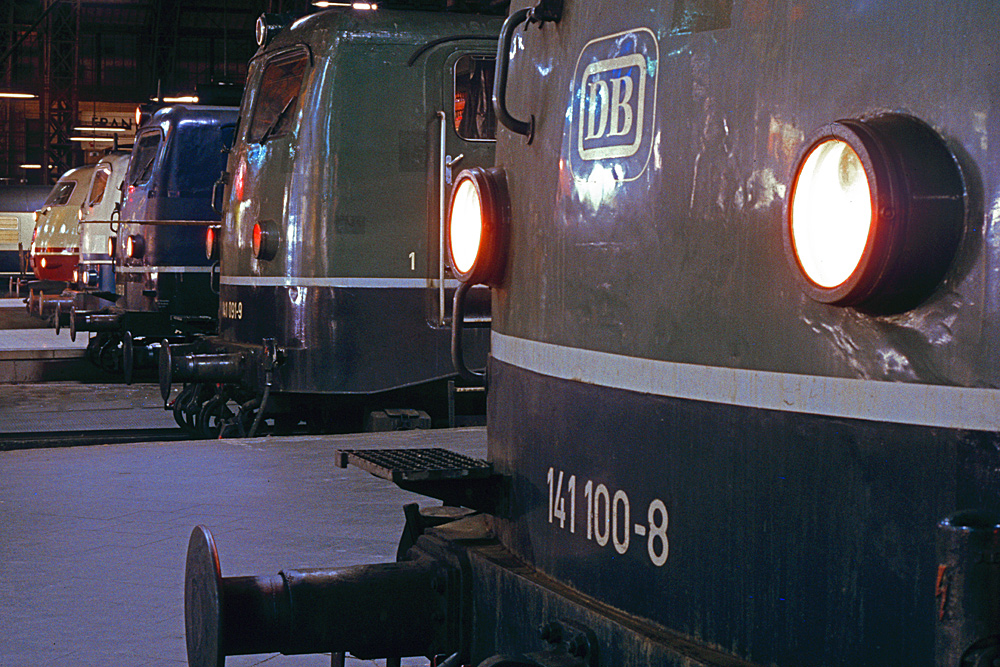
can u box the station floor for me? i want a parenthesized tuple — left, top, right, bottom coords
(0, 426, 487, 667)
(0, 296, 489, 666)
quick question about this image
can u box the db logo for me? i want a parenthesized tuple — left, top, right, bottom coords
(571, 28, 658, 181)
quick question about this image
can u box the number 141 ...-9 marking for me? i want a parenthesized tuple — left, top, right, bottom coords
(546, 467, 669, 567)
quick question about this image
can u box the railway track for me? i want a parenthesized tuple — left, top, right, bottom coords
(0, 427, 190, 451)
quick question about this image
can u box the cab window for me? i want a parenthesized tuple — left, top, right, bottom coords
(454, 55, 496, 141)
(43, 181, 76, 207)
(127, 130, 163, 186)
(87, 165, 112, 206)
(248, 51, 309, 144)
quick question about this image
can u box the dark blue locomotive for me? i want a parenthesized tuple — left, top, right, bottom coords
(70, 104, 238, 377)
(158, 6, 499, 436)
(182, 1, 1000, 666)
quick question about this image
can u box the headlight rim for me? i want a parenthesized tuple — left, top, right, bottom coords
(125, 233, 145, 260)
(446, 166, 510, 287)
(783, 113, 962, 313)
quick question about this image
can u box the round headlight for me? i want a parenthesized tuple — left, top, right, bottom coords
(789, 139, 872, 289)
(252, 221, 279, 261)
(446, 167, 509, 286)
(255, 13, 290, 47)
(125, 234, 145, 259)
(108, 236, 116, 258)
(784, 114, 964, 313)
(206, 227, 218, 261)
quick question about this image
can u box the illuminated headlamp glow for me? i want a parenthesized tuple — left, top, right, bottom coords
(784, 114, 964, 313)
(789, 139, 872, 288)
(206, 227, 218, 260)
(251, 221, 279, 260)
(107, 236, 116, 257)
(125, 234, 145, 259)
(450, 179, 484, 275)
(446, 167, 509, 286)
(252, 224, 262, 256)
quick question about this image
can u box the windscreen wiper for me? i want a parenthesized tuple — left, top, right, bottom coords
(258, 96, 296, 144)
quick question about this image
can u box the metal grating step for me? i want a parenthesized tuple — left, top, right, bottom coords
(336, 447, 492, 483)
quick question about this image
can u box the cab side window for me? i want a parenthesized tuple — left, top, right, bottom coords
(127, 131, 163, 186)
(454, 55, 496, 141)
(87, 166, 112, 206)
(248, 52, 309, 144)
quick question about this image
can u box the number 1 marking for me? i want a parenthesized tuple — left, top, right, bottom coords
(408, 251, 416, 271)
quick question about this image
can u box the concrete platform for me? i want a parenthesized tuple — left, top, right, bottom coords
(0, 382, 176, 434)
(0, 310, 125, 383)
(0, 427, 487, 667)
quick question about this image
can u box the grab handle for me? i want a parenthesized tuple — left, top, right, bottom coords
(493, 8, 533, 142)
(451, 282, 487, 385)
(492, 1, 563, 144)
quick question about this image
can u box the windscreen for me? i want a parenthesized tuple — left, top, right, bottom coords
(247, 51, 309, 144)
(42, 181, 76, 207)
(126, 131, 163, 186)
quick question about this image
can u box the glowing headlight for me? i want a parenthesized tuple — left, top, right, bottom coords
(40, 257, 47, 269)
(108, 236, 116, 257)
(125, 234, 145, 259)
(73, 268, 79, 283)
(252, 221, 279, 261)
(789, 139, 872, 289)
(784, 114, 964, 313)
(450, 180, 483, 275)
(446, 167, 509, 286)
(206, 227, 218, 261)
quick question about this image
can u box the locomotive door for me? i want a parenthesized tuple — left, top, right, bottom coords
(423, 46, 497, 327)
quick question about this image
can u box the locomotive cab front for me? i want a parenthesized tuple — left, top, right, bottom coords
(159, 4, 501, 437)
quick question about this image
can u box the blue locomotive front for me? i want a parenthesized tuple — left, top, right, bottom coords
(71, 104, 237, 378)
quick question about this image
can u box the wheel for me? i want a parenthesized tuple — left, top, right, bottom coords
(172, 384, 199, 431)
(98, 334, 123, 373)
(86, 334, 106, 367)
(196, 395, 235, 439)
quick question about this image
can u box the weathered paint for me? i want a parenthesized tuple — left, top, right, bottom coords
(215, 7, 500, 395)
(480, 0, 1000, 664)
(115, 104, 238, 317)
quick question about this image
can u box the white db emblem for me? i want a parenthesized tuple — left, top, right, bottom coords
(571, 28, 658, 181)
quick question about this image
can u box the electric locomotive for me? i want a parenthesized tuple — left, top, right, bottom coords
(0, 185, 49, 281)
(70, 104, 238, 377)
(28, 164, 96, 284)
(159, 5, 499, 436)
(75, 149, 131, 295)
(182, 1, 1000, 666)
(47, 148, 134, 328)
